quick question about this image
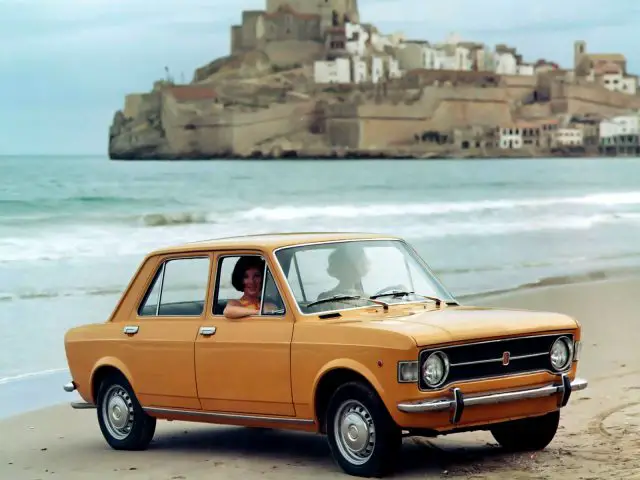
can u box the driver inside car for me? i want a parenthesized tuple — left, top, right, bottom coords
(317, 244, 370, 300)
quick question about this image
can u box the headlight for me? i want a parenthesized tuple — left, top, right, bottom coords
(397, 361, 418, 383)
(422, 351, 449, 387)
(550, 336, 573, 371)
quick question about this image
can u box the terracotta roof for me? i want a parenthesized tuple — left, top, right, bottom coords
(264, 4, 320, 21)
(167, 86, 217, 102)
(595, 61, 622, 75)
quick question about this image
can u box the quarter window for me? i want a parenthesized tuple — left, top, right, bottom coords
(138, 256, 210, 317)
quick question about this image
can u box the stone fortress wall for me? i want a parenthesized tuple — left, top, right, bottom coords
(325, 85, 515, 149)
(160, 86, 316, 156)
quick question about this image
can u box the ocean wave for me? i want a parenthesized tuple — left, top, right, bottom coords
(5, 191, 640, 229)
(0, 368, 68, 386)
(237, 191, 640, 221)
(76, 191, 640, 229)
(0, 286, 126, 302)
(0, 209, 639, 265)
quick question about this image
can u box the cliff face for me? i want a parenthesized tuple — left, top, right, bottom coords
(109, 91, 171, 159)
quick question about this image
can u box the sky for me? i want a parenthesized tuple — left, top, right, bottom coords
(1, 0, 639, 155)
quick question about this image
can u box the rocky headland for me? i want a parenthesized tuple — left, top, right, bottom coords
(108, 1, 640, 160)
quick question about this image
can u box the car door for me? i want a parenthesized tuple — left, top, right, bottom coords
(117, 253, 212, 410)
(194, 251, 295, 417)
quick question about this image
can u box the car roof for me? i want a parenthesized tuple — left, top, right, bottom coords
(148, 232, 401, 256)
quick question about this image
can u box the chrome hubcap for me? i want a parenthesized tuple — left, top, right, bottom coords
(102, 385, 134, 440)
(334, 400, 376, 465)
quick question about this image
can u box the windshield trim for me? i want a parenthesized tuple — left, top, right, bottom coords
(271, 238, 457, 318)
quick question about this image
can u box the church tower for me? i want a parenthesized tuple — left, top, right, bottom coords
(347, 0, 360, 23)
(574, 40, 586, 71)
(317, 0, 360, 29)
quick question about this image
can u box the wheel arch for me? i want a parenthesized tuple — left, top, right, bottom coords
(311, 359, 387, 434)
(90, 358, 135, 404)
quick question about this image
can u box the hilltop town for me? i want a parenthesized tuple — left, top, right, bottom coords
(109, 0, 640, 159)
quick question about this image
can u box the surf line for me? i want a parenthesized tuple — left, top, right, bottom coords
(0, 368, 68, 385)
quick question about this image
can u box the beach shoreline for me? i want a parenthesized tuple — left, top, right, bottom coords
(1, 274, 639, 479)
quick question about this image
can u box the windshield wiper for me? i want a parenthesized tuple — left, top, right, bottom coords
(305, 295, 365, 308)
(370, 290, 457, 307)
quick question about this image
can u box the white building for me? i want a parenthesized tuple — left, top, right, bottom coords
(352, 57, 367, 83)
(371, 57, 384, 83)
(370, 30, 404, 53)
(517, 64, 535, 76)
(495, 52, 518, 75)
(388, 57, 402, 78)
(396, 33, 474, 72)
(555, 128, 584, 146)
(435, 45, 472, 70)
(345, 22, 368, 57)
(499, 127, 523, 149)
(314, 58, 351, 84)
(431, 44, 472, 70)
(601, 72, 637, 95)
(599, 115, 640, 138)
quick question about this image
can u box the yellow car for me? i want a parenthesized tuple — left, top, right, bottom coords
(63, 232, 587, 477)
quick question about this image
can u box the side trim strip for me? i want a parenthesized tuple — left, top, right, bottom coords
(144, 407, 316, 425)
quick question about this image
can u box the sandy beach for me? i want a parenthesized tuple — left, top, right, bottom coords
(1, 276, 639, 479)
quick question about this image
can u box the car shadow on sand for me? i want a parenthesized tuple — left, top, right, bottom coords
(147, 425, 515, 476)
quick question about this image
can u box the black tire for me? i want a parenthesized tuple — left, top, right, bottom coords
(490, 410, 560, 452)
(96, 371, 156, 450)
(325, 381, 402, 478)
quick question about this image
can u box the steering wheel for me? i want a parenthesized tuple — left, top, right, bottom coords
(372, 284, 409, 297)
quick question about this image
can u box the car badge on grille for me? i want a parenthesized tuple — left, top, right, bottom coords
(502, 351, 511, 366)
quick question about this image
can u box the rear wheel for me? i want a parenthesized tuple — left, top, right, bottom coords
(490, 410, 560, 452)
(325, 381, 402, 477)
(96, 371, 156, 450)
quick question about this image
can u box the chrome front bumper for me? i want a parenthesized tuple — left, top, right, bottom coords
(397, 374, 588, 424)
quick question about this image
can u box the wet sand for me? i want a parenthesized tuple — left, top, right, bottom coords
(1, 277, 639, 479)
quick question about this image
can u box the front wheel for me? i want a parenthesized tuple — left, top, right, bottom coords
(326, 381, 402, 477)
(490, 410, 560, 452)
(96, 371, 156, 450)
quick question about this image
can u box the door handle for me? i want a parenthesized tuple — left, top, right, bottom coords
(199, 326, 216, 337)
(123, 325, 139, 335)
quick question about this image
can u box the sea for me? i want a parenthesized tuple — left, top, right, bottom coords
(1, 155, 640, 418)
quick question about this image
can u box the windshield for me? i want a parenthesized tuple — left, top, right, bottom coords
(274, 239, 457, 314)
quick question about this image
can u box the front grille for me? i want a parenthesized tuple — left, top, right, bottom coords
(418, 333, 573, 390)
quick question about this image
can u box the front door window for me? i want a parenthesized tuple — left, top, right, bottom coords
(213, 254, 285, 317)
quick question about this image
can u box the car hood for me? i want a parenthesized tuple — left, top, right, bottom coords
(347, 305, 578, 346)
